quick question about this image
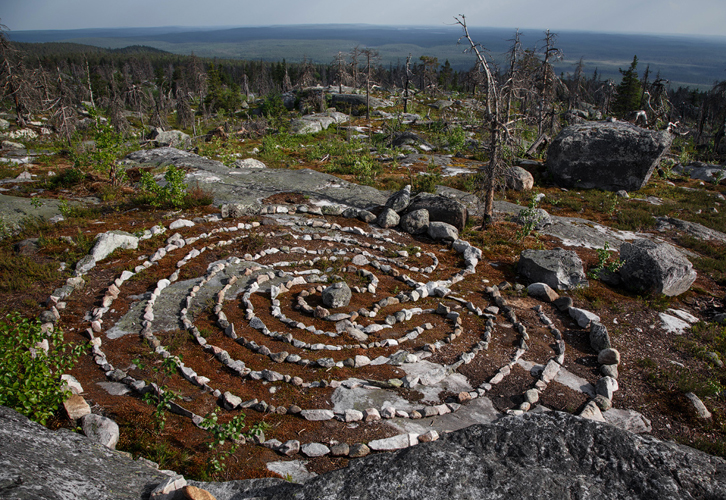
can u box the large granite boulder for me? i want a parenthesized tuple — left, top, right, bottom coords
(547, 121, 672, 192)
(405, 193, 468, 231)
(290, 111, 348, 135)
(619, 239, 697, 296)
(148, 127, 192, 150)
(399, 209, 429, 235)
(192, 411, 725, 500)
(0, 405, 168, 499)
(518, 248, 587, 290)
(4, 405, 726, 500)
(331, 94, 391, 110)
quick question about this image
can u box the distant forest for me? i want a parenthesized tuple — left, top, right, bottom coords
(1, 33, 725, 159)
(8, 24, 726, 89)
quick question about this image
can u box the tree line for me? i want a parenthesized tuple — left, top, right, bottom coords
(1, 23, 725, 156)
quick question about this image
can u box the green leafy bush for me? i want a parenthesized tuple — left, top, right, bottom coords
(138, 166, 189, 208)
(0, 313, 85, 425)
(200, 409, 268, 476)
(50, 168, 86, 189)
(72, 108, 128, 184)
(588, 242, 624, 279)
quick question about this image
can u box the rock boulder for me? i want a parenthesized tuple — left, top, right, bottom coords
(619, 239, 697, 296)
(517, 248, 587, 290)
(547, 121, 672, 192)
(405, 193, 468, 231)
(193, 411, 725, 500)
(148, 127, 192, 149)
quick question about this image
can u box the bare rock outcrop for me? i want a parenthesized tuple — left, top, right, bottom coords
(547, 121, 672, 192)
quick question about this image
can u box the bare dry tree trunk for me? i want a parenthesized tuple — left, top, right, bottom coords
(361, 48, 379, 121)
(403, 54, 412, 113)
(538, 30, 563, 135)
(455, 15, 505, 225)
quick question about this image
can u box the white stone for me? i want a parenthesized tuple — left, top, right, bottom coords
(369, 434, 415, 451)
(301, 442, 330, 457)
(90, 231, 139, 262)
(300, 409, 335, 421)
(569, 307, 600, 328)
(169, 219, 195, 230)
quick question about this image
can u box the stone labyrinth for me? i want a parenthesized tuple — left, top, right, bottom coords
(51, 199, 627, 460)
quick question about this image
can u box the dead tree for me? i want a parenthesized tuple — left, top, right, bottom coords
(333, 51, 348, 94)
(46, 67, 77, 145)
(537, 30, 563, 134)
(403, 54, 412, 113)
(503, 29, 522, 124)
(349, 46, 362, 89)
(455, 15, 508, 225)
(361, 48, 379, 121)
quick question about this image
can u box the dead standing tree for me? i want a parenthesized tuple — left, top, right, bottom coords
(361, 48, 379, 121)
(455, 15, 510, 225)
(537, 29, 563, 135)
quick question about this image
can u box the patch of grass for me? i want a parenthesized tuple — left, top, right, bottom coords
(238, 233, 265, 254)
(49, 167, 86, 189)
(614, 207, 657, 231)
(678, 236, 726, 285)
(0, 249, 63, 293)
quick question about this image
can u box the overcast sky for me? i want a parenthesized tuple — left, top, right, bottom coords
(2, 0, 725, 37)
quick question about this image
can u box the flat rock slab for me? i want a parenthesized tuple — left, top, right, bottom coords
(332, 380, 418, 414)
(0, 406, 168, 500)
(96, 382, 132, 396)
(265, 460, 317, 483)
(399, 360, 473, 403)
(389, 396, 500, 436)
(554, 367, 596, 398)
(495, 200, 645, 250)
(124, 148, 388, 209)
(0, 193, 67, 234)
(107, 261, 259, 339)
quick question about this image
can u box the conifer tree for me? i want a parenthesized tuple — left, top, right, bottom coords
(613, 55, 642, 117)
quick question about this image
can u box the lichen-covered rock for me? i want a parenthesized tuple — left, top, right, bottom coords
(0, 405, 168, 499)
(322, 282, 352, 309)
(377, 208, 400, 228)
(406, 193, 468, 231)
(81, 413, 120, 450)
(191, 412, 726, 500)
(384, 184, 411, 213)
(517, 248, 587, 290)
(619, 239, 697, 296)
(547, 121, 672, 191)
(427, 221, 459, 241)
(148, 127, 192, 149)
(5, 406, 725, 500)
(399, 209, 429, 234)
(90, 231, 139, 262)
(506, 166, 534, 191)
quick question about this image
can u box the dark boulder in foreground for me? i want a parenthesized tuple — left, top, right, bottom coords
(191, 411, 726, 500)
(547, 121, 672, 192)
(0, 405, 167, 500)
(5, 404, 726, 500)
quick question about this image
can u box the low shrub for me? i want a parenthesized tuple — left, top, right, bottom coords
(0, 313, 86, 425)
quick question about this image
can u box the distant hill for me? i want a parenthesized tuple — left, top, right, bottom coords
(10, 41, 170, 57)
(8, 24, 726, 88)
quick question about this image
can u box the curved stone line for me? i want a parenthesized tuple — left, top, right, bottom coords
(59, 206, 599, 459)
